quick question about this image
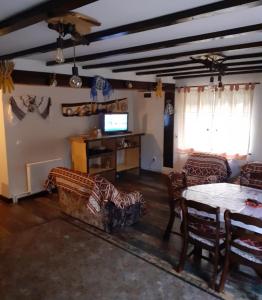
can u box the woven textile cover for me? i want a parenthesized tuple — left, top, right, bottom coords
(240, 162, 262, 190)
(183, 152, 231, 186)
(45, 167, 144, 214)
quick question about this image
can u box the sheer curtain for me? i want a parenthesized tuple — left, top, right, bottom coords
(176, 85, 254, 158)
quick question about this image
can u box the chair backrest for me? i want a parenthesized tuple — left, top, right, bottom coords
(240, 162, 262, 190)
(180, 198, 221, 246)
(167, 172, 187, 201)
(183, 152, 231, 186)
(224, 210, 262, 258)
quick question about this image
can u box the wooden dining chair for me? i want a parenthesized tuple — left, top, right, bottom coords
(218, 210, 262, 292)
(163, 172, 186, 240)
(178, 198, 226, 289)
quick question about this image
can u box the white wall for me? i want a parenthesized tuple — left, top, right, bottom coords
(1, 84, 136, 198)
(175, 73, 262, 163)
(132, 91, 165, 172)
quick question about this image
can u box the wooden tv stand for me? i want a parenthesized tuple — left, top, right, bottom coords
(69, 132, 144, 181)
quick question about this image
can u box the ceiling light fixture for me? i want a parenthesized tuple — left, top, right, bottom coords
(69, 45, 82, 88)
(55, 34, 65, 64)
(191, 53, 226, 89)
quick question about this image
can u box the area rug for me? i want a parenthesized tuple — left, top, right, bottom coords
(0, 219, 219, 300)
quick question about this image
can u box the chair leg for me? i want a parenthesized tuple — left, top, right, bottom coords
(177, 238, 188, 272)
(210, 249, 219, 290)
(218, 255, 230, 292)
(193, 245, 202, 265)
(163, 210, 175, 240)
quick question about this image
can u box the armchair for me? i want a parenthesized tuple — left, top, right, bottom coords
(45, 167, 145, 233)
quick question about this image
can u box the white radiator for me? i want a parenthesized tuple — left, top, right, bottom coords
(26, 158, 63, 194)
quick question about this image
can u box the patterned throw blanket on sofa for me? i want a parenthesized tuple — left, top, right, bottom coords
(45, 167, 144, 214)
(184, 152, 232, 186)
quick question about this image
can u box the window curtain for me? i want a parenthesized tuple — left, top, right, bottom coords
(176, 84, 254, 158)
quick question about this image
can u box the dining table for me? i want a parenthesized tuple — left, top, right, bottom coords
(182, 183, 262, 234)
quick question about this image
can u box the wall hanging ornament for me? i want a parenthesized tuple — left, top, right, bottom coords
(90, 76, 112, 101)
(155, 78, 163, 97)
(0, 60, 15, 94)
(62, 98, 127, 117)
(9, 96, 52, 120)
(164, 99, 174, 116)
(49, 73, 58, 87)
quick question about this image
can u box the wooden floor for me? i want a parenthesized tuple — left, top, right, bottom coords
(0, 171, 260, 300)
(0, 170, 168, 239)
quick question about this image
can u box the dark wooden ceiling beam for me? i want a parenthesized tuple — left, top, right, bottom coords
(46, 24, 262, 65)
(11, 70, 175, 91)
(0, 0, 98, 36)
(84, 0, 260, 42)
(155, 65, 262, 77)
(0, 0, 259, 60)
(112, 52, 262, 72)
(136, 59, 262, 75)
(173, 69, 262, 79)
(82, 42, 262, 69)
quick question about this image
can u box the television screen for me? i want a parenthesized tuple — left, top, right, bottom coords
(104, 113, 128, 133)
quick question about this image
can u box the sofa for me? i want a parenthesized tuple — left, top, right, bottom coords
(45, 167, 145, 232)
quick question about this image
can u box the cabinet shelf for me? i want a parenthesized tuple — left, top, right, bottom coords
(117, 163, 139, 172)
(70, 132, 144, 181)
(89, 167, 115, 175)
(88, 150, 114, 159)
(117, 145, 139, 151)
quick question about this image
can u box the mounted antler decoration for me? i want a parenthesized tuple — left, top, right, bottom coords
(0, 60, 15, 94)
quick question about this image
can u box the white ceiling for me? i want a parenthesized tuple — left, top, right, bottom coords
(0, 0, 262, 80)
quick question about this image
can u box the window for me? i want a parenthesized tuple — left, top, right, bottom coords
(176, 85, 254, 158)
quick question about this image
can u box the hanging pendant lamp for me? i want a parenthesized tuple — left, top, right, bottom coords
(69, 45, 82, 88)
(55, 35, 65, 64)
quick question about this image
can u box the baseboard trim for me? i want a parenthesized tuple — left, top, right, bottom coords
(18, 191, 49, 201)
(0, 194, 12, 203)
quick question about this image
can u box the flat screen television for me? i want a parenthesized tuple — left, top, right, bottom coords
(102, 113, 129, 134)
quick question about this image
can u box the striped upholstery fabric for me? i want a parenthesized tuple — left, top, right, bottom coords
(183, 152, 231, 187)
(240, 162, 262, 190)
(46, 167, 144, 213)
(45, 167, 95, 198)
